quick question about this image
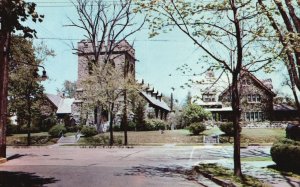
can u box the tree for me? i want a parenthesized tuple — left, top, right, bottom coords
(136, 0, 276, 177)
(57, 80, 77, 98)
(257, 0, 300, 118)
(9, 37, 54, 146)
(0, 0, 44, 157)
(81, 63, 139, 145)
(182, 104, 211, 126)
(68, 0, 145, 146)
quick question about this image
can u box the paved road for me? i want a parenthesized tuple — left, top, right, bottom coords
(0, 145, 270, 187)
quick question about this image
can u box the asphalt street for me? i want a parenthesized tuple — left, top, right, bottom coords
(0, 145, 270, 187)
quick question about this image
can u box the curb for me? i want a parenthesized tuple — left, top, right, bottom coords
(0, 157, 7, 164)
(194, 166, 236, 187)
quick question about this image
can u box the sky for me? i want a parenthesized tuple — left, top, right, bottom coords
(26, 0, 293, 104)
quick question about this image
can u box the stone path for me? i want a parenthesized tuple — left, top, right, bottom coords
(57, 133, 83, 144)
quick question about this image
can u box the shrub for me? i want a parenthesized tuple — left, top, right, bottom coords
(81, 126, 98, 137)
(286, 124, 300, 141)
(40, 115, 57, 131)
(144, 119, 167, 131)
(112, 125, 121, 132)
(48, 124, 67, 137)
(144, 120, 155, 131)
(128, 121, 136, 131)
(182, 104, 212, 126)
(6, 124, 18, 135)
(188, 122, 206, 135)
(219, 122, 235, 136)
(271, 139, 300, 170)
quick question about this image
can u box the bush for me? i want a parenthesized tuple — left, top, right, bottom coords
(128, 121, 136, 131)
(66, 125, 82, 133)
(81, 126, 98, 137)
(271, 139, 300, 170)
(219, 122, 235, 136)
(40, 115, 57, 131)
(144, 119, 167, 131)
(182, 104, 212, 126)
(6, 124, 18, 135)
(48, 124, 67, 137)
(188, 122, 206, 135)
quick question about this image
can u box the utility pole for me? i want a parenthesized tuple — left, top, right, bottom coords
(0, 0, 10, 158)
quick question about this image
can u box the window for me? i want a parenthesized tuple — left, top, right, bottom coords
(203, 94, 215, 102)
(247, 95, 251, 102)
(245, 112, 264, 121)
(246, 112, 250, 121)
(247, 94, 261, 103)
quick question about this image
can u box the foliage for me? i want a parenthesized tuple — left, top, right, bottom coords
(40, 115, 57, 132)
(195, 163, 269, 187)
(133, 100, 146, 131)
(144, 119, 167, 131)
(128, 121, 136, 131)
(84, 135, 110, 145)
(271, 139, 300, 171)
(182, 104, 211, 125)
(286, 124, 300, 141)
(0, 0, 44, 37)
(81, 126, 98, 137)
(188, 122, 206, 135)
(48, 124, 66, 138)
(9, 37, 45, 127)
(219, 122, 235, 136)
(57, 80, 76, 98)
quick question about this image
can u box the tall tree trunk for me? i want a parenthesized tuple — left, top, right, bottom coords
(109, 103, 114, 146)
(123, 90, 128, 145)
(231, 73, 242, 177)
(0, 29, 10, 158)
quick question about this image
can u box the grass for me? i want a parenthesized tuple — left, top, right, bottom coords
(195, 163, 271, 187)
(78, 127, 285, 146)
(220, 128, 285, 144)
(241, 156, 272, 162)
(6, 132, 56, 146)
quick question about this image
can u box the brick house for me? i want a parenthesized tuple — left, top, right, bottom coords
(197, 70, 298, 123)
(218, 70, 276, 122)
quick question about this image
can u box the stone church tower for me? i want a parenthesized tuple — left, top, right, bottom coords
(72, 40, 136, 126)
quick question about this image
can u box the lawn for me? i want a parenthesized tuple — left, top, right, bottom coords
(241, 128, 285, 144)
(6, 132, 57, 146)
(220, 128, 285, 144)
(80, 127, 285, 145)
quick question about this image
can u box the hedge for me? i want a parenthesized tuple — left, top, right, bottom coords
(81, 126, 98, 137)
(48, 124, 67, 137)
(188, 122, 206, 135)
(271, 139, 300, 170)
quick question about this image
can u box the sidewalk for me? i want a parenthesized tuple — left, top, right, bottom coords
(199, 159, 300, 187)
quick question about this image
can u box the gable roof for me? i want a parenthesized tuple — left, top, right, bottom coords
(273, 104, 297, 111)
(220, 70, 276, 97)
(140, 91, 171, 112)
(45, 93, 74, 114)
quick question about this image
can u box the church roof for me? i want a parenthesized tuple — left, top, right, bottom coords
(140, 91, 171, 112)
